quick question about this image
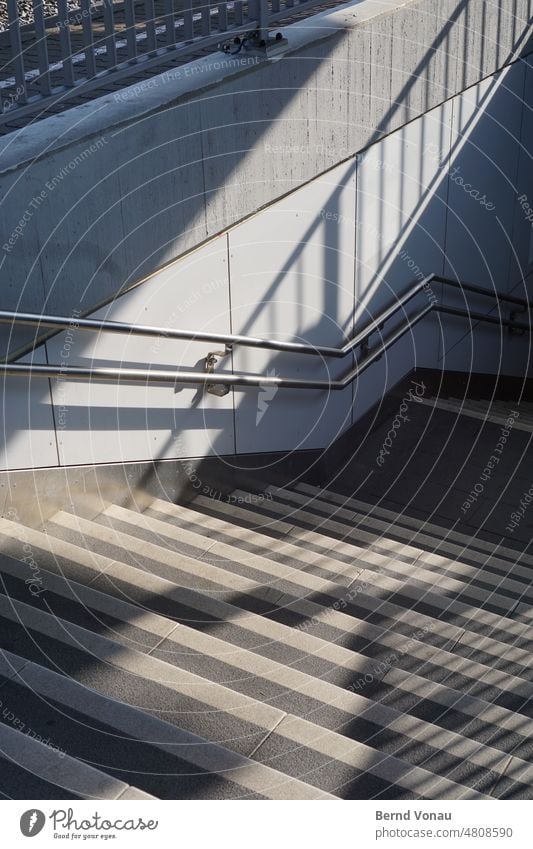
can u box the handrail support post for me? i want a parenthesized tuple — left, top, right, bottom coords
(509, 304, 528, 336)
(205, 343, 233, 397)
(258, 0, 269, 43)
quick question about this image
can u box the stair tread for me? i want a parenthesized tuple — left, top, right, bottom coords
(0, 472, 530, 800)
(98, 505, 533, 695)
(231, 489, 533, 611)
(0, 589, 479, 799)
(0, 550, 524, 793)
(41, 513, 533, 723)
(266, 485, 533, 588)
(141, 502, 533, 657)
(294, 482, 533, 566)
(0, 648, 335, 801)
(416, 397, 533, 432)
(12, 511, 531, 790)
(0, 718, 155, 800)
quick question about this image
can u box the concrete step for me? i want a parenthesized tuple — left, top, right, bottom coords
(0, 649, 331, 801)
(35, 513, 533, 775)
(231, 488, 533, 616)
(258, 484, 533, 617)
(1, 468, 530, 802)
(0, 676, 155, 800)
(193, 489, 532, 624)
(98, 503, 533, 695)
(143, 498, 533, 658)
(0, 526, 523, 796)
(293, 482, 533, 568)
(416, 397, 533, 431)
(47, 507, 532, 667)
(267, 484, 533, 588)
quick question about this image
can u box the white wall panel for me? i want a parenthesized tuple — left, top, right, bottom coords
(46, 236, 234, 466)
(356, 101, 452, 312)
(355, 100, 452, 408)
(444, 64, 524, 288)
(509, 59, 533, 293)
(229, 160, 356, 454)
(2, 59, 531, 470)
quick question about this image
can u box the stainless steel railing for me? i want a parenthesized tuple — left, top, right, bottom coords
(0, 273, 530, 392)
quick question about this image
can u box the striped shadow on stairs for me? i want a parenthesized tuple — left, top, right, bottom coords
(0, 472, 531, 798)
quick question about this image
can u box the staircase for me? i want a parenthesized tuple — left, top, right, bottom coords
(1, 477, 533, 800)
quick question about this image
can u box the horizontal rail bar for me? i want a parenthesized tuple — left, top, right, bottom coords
(0, 311, 344, 358)
(0, 302, 527, 391)
(334, 303, 434, 389)
(437, 305, 532, 330)
(436, 275, 533, 308)
(340, 273, 436, 355)
(0, 306, 431, 390)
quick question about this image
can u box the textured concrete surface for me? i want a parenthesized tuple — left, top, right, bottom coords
(1, 436, 533, 797)
(0, 0, 531, 330)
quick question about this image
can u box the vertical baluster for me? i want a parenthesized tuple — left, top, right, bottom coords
(217, 0, 227, 33)
(233, 0, 243, 26)
(163, 0, 175, 45)
(103, 0, 117, 68)
(144, 0, 157, 52)
(79, 0, 96, 77)
(182, 0, 193, 40)
(124, 0, 138, 59)
(271, 0, 279, 13)
(285, 0, 293, 8)
(57, 0, 75, 85)
(201, 0, 211, 36)
(258, 0, 268, 39)
(32, 0, 51, 95)
(6, 0, 27, 104)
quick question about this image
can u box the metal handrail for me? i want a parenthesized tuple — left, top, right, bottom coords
(0, 274, 530, 390)
(0, 273, 530, 359)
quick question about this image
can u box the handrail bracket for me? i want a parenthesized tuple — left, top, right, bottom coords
(509, 304, 528, 336)
(205, 344, 233, 397)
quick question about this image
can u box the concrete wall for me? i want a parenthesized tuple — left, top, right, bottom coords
(0, 0, 531, 358)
